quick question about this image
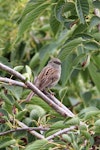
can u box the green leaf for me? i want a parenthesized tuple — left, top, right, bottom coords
(26, 105, 46, 120)
(58, 37, 83, 60)
(29, 53, 39, 69)
(21, 0, 46, 18)
(4, 85, 23, 100)
(92, 55, 100, 68)
(0, 57, 12, 67)
(50, 13, 61, 36)
(85, 110, 100, 119)
(62, 134, 72, 143)
(73, 24, 88, 35)
(0, 108, 9, 119)
(61, 53, 85, 85)
(25, 65, 32, 78)
(0, 138, 16, 149)
(80, 131, 91, 140)
(65, 117, 80, 126)
(90, 16, 100, 29)
(95, 119, 100, 127)
(75, 0, 89, 24)
(93, 32, 100, 41)
(93, 0, 100, 9)
(17, 2, 50, 39)
(15, 109, 27, 120)
(25, 139, 48, 150)
(83, 41, 100, 50)
(14, 65, 24, 72)
(88, 62, 100, 91)
(55, 0, 65, 22)
(64, 2, 75, 12)
(51, 121, 66, 129)
(79, 107, 99, 118)
(28, 97, 51, 111)
(61, 54, 74, 85)
(1, 92, 13, 105)
(45, 129, 59, 137)
(59, 87, 68, 99)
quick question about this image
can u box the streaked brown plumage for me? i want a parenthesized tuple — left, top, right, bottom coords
(26, 58, 61, 101)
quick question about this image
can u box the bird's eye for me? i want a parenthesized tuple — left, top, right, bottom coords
(54, 61, 61, 65)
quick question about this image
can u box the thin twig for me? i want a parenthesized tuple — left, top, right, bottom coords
(46, 126, 76, 140)
(0, 127, 49, 136)
(0, 77, 27, 88)
(0, 76, 74, 117)
(0, 62, 73, 117)
(17, 120, 45, 139)
(44, 91, 75, 117)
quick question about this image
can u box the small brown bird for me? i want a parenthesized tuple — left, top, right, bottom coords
(26, 58, 61, 101)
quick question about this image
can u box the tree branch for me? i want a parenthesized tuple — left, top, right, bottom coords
(0, 77, 27, 88)
(0, 126, 49, 136)
(17, 120, 44, 139)
(0, 76, 75, 117)
(46, 126, 76, 140)
(44, 91, 75, 117)
(0, 62, 73, 117)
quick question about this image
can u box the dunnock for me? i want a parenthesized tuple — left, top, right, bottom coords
(26, 58, 61, 101)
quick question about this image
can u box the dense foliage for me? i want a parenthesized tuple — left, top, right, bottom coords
(0, 0, 100, 149)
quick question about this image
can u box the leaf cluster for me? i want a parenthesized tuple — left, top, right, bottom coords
(0, 0, 100, 149)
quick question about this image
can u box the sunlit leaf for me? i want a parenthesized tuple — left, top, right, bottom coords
(25, 139, 48, 150)
(21, 0, 46, 18)
(17, 2, 50, 39)
(59, 37, 83, 60)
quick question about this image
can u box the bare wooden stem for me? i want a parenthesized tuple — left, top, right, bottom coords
(0, 77, 27, 88)
(0, 126, 49, 136)
(46, 126, 76, 140)
(0, 62, 73, 117)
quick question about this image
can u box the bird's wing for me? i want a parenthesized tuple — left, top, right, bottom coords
(35, 66, 58, 91)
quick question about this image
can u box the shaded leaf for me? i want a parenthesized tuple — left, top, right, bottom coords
(88, 62, 100, 91)
(0, 138, 16, 149)
(50, 13, 61, 36)
(80, 130, 91, 140)
(83, 41, 100, 50)
(75, 0, 89, 24)
(4, 85, 23, 100)
(55, 0, 65, 22)
(0, 108, 9, 119)
(90, 16, 100, 29)
(93, 0, 100, 9)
